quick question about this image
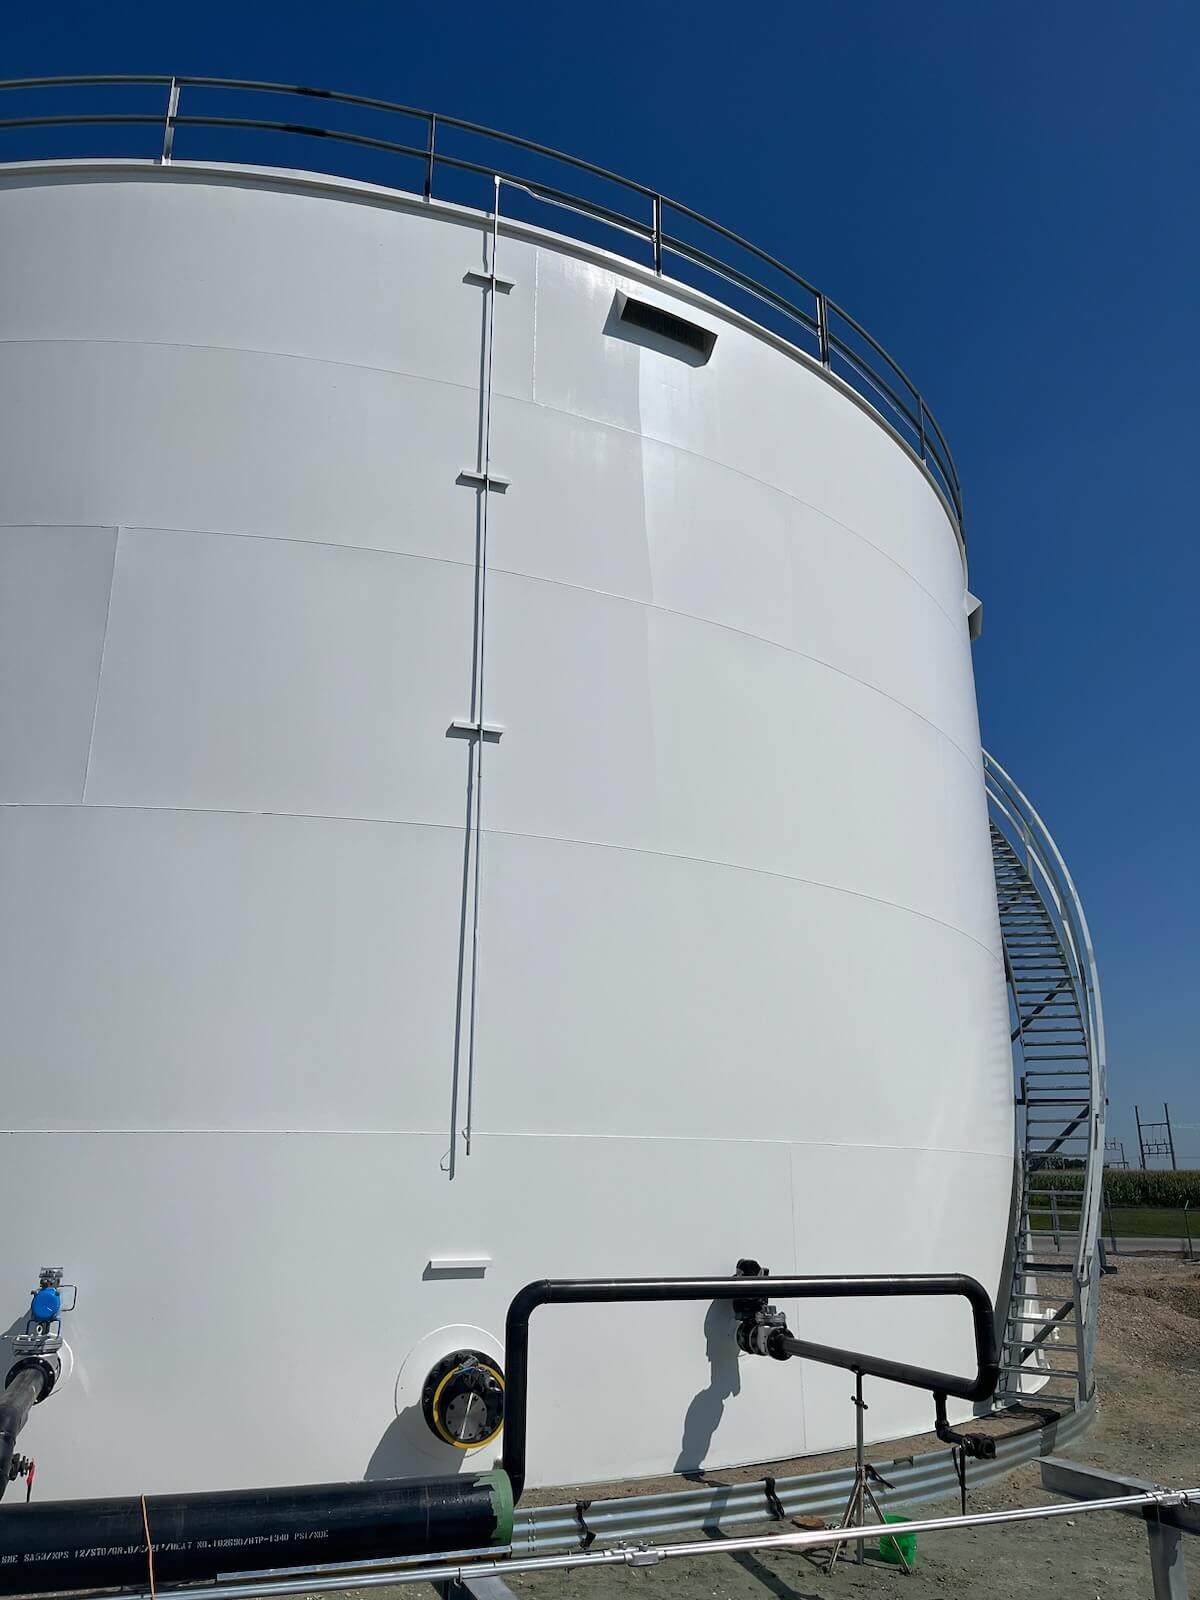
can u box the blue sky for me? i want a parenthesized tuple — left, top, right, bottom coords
(5, 2, 1198, 1161)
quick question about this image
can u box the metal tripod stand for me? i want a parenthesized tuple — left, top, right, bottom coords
(827, 1370, 911, 1574)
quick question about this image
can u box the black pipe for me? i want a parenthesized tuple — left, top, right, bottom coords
(502, 1273, 998, 1500)
(0, 1471, 512, 1596)
(769, 1331, 997, 1401)
(1, 1271, 995, 1587)
(0, 1360, 57, 1502)
(933, 1391, 998, 1461)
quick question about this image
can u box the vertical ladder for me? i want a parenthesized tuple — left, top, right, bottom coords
(985, 755, 1107, 1414)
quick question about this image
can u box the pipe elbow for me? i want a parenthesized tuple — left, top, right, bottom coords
(506, 1280, 553, 1326)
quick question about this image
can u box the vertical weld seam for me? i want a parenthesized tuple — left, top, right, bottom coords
(81, 525, 121, 803)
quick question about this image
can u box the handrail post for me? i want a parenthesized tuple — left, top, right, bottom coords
(424, 112, 437, 201)
(652, 194, 663, 274)
(816, 293, 831, 368)
(160, 76, 180, 164)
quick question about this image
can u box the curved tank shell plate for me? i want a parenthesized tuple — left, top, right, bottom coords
(0, 162, 1013, 1498)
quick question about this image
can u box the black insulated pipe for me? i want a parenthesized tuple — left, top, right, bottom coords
(502, 1273, 999, 1500)
(0, 1359, 58, 1503)
(767, 1323, 999, 1402)
(933, 1391, 998, 1461)
(0, 1471, 513, 1596)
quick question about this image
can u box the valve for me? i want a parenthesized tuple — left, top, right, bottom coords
(7, 1454, 35, 1502)
(10, 1268, 76, 1369)
(732, 1259, 792, 1360)
(933, 1392, 997, 1460)
(30, 1287, 61, 1323)
(18, 1269, 74, 1350)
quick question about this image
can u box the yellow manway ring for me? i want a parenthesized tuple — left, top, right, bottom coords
(430, 1360, 505, 1450)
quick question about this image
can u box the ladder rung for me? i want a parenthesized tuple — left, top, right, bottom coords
(1003, 1316, 1078, 1331)
(1002, 1342, 1081, 1354)
(998, 1364, 1081, 1376)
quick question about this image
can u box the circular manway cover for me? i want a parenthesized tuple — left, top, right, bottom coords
(421, 1349, 505, 1449)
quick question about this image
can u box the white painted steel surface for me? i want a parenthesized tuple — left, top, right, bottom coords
(0, 162, 1013, 1498)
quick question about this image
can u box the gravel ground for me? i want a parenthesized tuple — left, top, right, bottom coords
(328, 1259, 1200, 1600)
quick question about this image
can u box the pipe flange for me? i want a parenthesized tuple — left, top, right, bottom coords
(3, 1354, 60, 1402)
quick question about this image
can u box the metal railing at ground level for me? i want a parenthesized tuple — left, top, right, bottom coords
(0, 74, 963, 532)
(94, 1453, 1200, 1600)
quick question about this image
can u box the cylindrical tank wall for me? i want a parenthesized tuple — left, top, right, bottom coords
(0, 163, 1014, 1498)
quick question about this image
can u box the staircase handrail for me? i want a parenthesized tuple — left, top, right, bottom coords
(983, 751, 1107, 1394)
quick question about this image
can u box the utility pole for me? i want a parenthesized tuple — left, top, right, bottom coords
(1135, 1103, 1178, 1170)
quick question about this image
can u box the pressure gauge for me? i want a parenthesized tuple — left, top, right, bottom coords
(421, 1349, 505, 1449)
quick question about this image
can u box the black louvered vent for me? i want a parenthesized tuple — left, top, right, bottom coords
(615, 294, 717, 361)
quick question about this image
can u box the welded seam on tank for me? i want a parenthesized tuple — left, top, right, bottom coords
(0, 338, 963, 633)
(475, 562, 983, 770)
(0, 1126, 1016, 1156)
(7, 520, 981, 773)
(0, 801, 1005, 969)
(0, 163, 965, 557)
(77, 525, 120, 804)
(503, 391, 966, 636)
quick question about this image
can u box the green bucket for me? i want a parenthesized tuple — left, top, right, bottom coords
(878, 1513, 917, 1568)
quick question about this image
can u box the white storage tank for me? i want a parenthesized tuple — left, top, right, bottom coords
(0, 127, 1013, 1499)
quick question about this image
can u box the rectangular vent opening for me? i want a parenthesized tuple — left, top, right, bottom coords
(616, 293, 717, 362)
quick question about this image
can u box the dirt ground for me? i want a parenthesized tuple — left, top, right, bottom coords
(497, 1258, 1200, 1600)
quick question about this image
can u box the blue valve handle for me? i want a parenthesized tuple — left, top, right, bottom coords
(30, 1288, 61, 1322)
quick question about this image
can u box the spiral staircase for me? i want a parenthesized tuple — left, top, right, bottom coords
(985, 753, 1107, 1412)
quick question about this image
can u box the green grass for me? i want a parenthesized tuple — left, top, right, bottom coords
(1105, 1206, 1196, 1241)
(1031, 1205, 1196, 1240)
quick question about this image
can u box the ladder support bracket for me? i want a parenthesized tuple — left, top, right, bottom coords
(457, 469, 511, 492)
(448, 719, 505, 742)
